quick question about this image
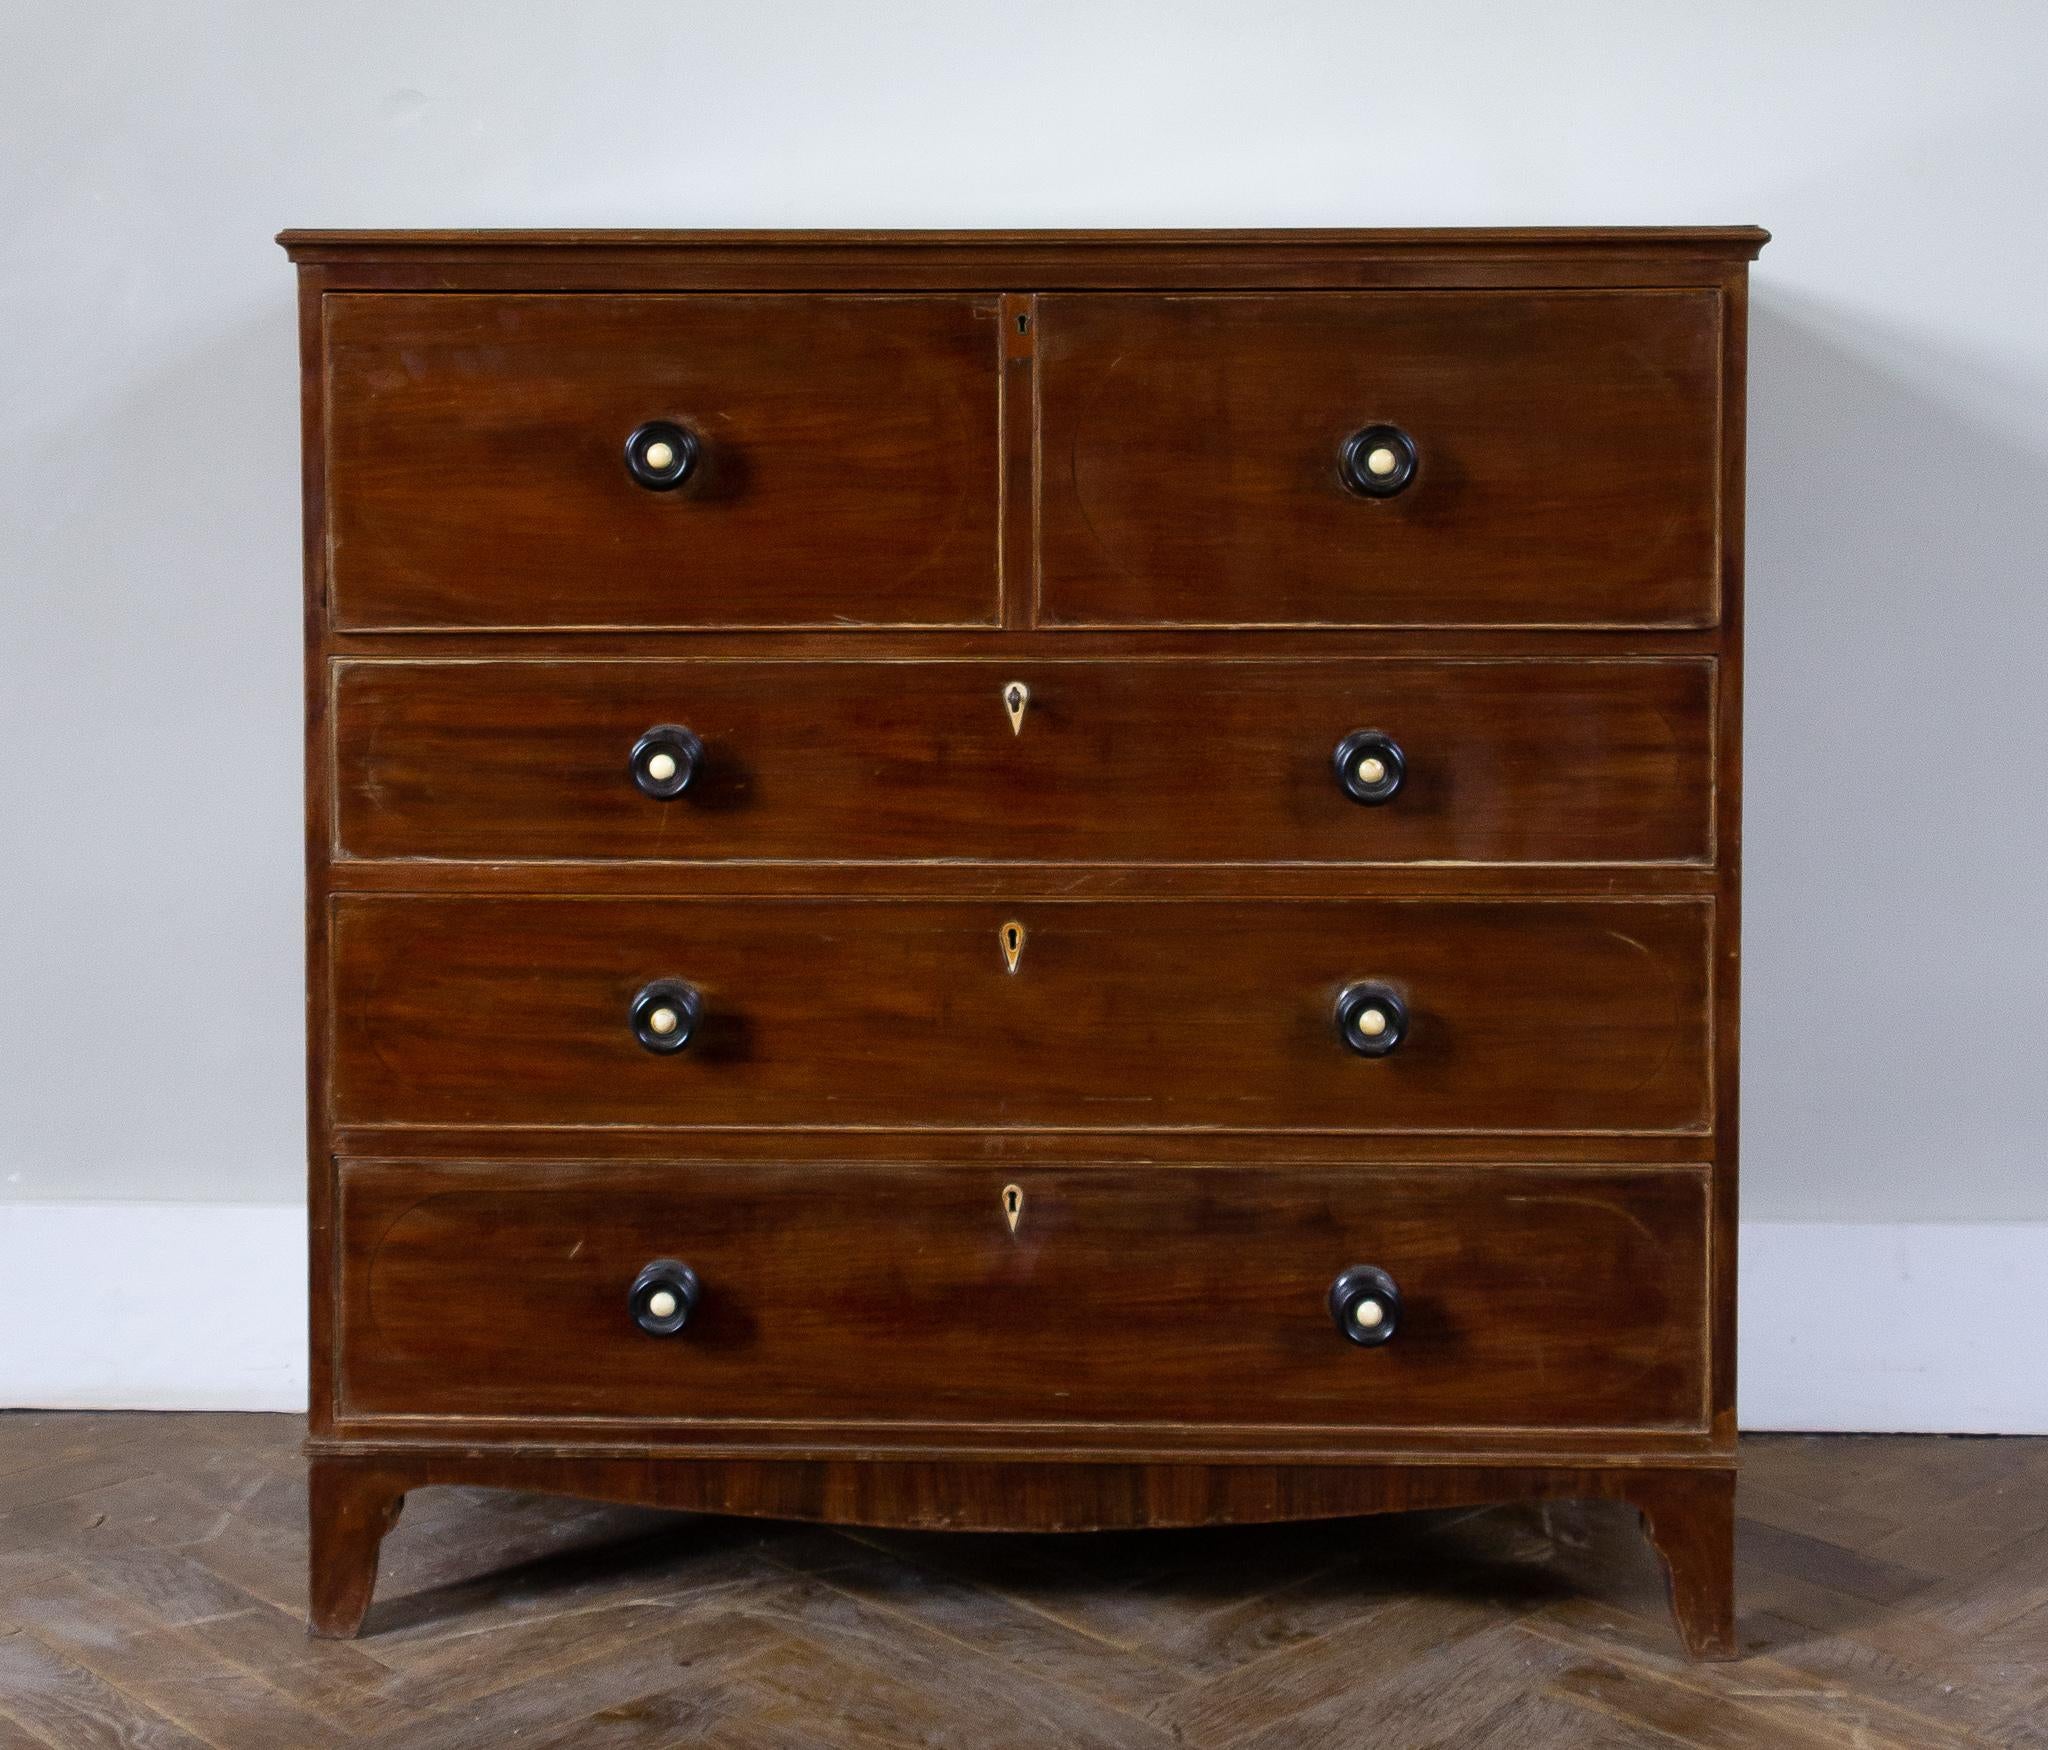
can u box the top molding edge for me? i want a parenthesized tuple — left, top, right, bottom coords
(278, 226, 1770, 262)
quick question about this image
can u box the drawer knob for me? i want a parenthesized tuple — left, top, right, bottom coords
(630, 1259, 701, 1335)
(1329, 1265, 1402, 1346)
(1340, 424, 1418, 497)
(1335, 982, 1407, 1057)
(625, 420, 700, 490)
(630, 725, 704, 800)
(1333, 730, 1406, 805)
(630, 979, 702, 1053)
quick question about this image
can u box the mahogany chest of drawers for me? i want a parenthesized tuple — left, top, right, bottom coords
(282, 226, 1765, 1656)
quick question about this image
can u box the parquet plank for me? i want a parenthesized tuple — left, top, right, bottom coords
(49, 1539, 317, 1632)
(1733, 1478, 1902, 1550)
(1986, 1620, 2048, 1750)
(1525, 1604, 1987, 1750)
(734, 1571, 1184, 1748)
(0, 1452, 158, 1522)
(1742, 1607, 2039, 1747)
(2, 1568, 357, 1750)
(1838, 1540, 2048, 1736)
(0, 1630, 209, 1750)
(1837, 1436, 2040, 1522)
(362, 1516, 790, 1653)
(520, 1670, 773, 1750)
(0, 1706, 62, 1750)
(177, 1610, 414, 1738)
(357, 1613, 785, 1750)
(1225, 1619, 1569, 1750)
(1553, 1657, 1939, 1750)
(1866, 1453, 2048, 1581)
(2, 1473, 267, 1557)
(381, 1581, 785, 1713)
(1735, 1516, 1941, 1607)
(1461, 1680, 1693, 1749)
(785, 1547, 1190, 1716)
(19, 1544, 414, 1737)
(1141, 1592, 1502, 1746)
(0, 1413, 167, 1483)
(710, 1633, 1004, 1749)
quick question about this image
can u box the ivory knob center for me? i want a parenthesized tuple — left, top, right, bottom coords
(647, 1289, 678, 1319)
(1354, 1299, 1385, 1329)
(1356, 1008, 1388, 1038)
(643, 440, 676, 472)
(648, 1007, 679, 1036)
(1366, 445, 1399, 477)
(1356, 756, 1386, 786)
(645, 751, 678, 783)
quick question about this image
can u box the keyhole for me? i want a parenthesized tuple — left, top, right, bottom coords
(1002, 921, 1025, 973)
(1002, 1184, 1024, 1233)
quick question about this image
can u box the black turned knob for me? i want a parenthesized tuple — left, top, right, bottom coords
(1329, 1265, 1402, 1346)
(625, 420, 700, 490)
(630, 979, 701, 1054)
(1335, 982, 1407, 1057)
(1339, 424, 1418, 497)
(1333, 730, 1406, 805)
(630, 725, 704, 800)
(630, 1259, 701, 1335)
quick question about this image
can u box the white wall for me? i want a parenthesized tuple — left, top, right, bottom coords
(2, 2, 2044, 1415)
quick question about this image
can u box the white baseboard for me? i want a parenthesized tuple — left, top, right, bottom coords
(2, 1205, 2042, 1431)
(0, 1202, 306, 1412)
(1737, 1220, 2047, 1434)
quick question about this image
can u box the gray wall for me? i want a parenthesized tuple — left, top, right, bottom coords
(3, 2, 2043, 1219)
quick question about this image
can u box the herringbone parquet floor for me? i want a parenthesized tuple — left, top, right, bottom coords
(1, 1416, 2043, 1747)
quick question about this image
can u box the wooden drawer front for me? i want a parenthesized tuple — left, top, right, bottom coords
(334, 657, 1713, 867)
(1035, 292, 1722, 628)
(323, 295, 1001, 630)
(337, 1160, 1709, 1431)
(331, 897, 1710, 1134)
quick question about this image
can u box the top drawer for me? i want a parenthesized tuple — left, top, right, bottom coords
(323, 295, 1003, 631)
(1035, 291, 1723, 629)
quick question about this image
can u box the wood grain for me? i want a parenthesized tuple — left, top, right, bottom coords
(323, 294, 1002, 631)
(1036, 292, 1722, 628)
(333, 656, 1715, 868)
(328, 895, 1714, 1134)
(333, 1160, 1710, 1432)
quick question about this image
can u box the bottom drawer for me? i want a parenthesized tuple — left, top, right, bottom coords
(336, 1161, 1710, 1434)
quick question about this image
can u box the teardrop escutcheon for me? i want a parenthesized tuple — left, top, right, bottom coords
(1002, 920, 1025, 973)
(1003, 681, 1030, 735)
(1002, 1183, 1024, 1234)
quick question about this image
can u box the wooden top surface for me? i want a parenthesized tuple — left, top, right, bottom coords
(279, 225, 1769, 260)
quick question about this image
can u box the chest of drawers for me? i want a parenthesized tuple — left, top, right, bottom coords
(283, 226, 1764, 1657)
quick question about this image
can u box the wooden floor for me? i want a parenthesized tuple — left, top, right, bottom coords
(0, 1418, 2043, 1747)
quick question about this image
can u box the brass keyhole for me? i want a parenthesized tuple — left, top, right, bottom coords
(1002, 1183, 1024, 1234)
(1003, 681, 1029, 735)
(1001, 921, 1025, 974)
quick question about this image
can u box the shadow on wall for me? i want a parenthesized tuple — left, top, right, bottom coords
(1743, 289, 2048, 1222)
(1, 296, 304, 1200)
